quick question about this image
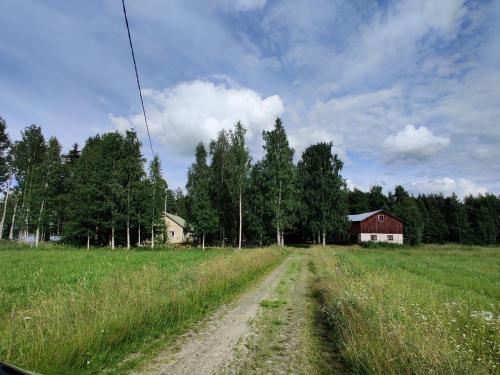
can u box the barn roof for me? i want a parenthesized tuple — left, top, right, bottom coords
(347, 209, 383, 222)
(165, 213, 187, 228)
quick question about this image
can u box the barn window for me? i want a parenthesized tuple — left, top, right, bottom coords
(378, 215, 385, 222)
(371, 235, 377, 241)
(388, 235, 394, 241)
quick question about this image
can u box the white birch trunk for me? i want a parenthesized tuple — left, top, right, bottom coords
(151, 224, 154, 249)
(126, 219, 130, 250)
(0, 180, 10, 238)
(138, 220, 141, 247)
(238, 190, 242, 251)
(276, 225, 280, 246)
(202, 232, 205, 250)
(9, 197, 18, 240)
(281, 231, 284, 246)
(322, 230, 326, 246)
(87, 233, 90, 250)
(35, 199, 45, 247)
(111, 226, 115, 250)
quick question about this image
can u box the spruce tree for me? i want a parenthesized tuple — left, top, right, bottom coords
(298, 142, 348, 245)
(261, 118, 296, 246)
(147, 155, 167, 248)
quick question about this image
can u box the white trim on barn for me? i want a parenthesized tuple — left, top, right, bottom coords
(358, 233, 403, 244)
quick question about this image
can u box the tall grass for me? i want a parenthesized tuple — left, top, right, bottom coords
(311, 245, 499, 374)
(0, 244, 285, 374)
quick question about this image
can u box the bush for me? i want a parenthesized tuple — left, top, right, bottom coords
(360, 241, 405, 249)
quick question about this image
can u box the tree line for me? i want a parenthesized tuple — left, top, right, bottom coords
(0, 115, 499, 248)
(347, 185, 500, 245)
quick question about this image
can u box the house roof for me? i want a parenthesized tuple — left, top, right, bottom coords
(347, 209, 383, 222)
(165, 213, 187, 228)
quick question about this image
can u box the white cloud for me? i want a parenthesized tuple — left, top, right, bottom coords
(111, 80, 283, 155)
(288, 126, 347, 162)
(214, 0, 266, 11)
(410, 177, 487, 197)
(383, 124, 450, 158)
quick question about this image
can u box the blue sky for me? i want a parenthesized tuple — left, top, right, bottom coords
(1, 0, 499, 197)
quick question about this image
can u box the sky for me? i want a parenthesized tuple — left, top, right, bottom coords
(1, 0, 499, 197)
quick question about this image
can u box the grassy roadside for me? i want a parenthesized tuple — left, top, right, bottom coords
(0, 244, 286, 375)
(310, 245, 499, 374)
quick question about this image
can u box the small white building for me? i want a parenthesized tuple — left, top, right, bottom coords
(164, 213, 191, 244)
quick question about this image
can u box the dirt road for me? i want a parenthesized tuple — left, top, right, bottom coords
(132, 253, 330, 375)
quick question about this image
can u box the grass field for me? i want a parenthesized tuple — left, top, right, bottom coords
(0, 242, 285, 375)
(310, 244, 499, 374)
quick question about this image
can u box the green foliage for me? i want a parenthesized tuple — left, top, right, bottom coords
(298, 142, 348, 242)
(261, 118, 297, 244)
(0, 116, 11, 187)
(187, 142, 218, 246)
(359, 241, 404, 249)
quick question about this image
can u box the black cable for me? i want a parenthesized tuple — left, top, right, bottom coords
(121, 0, 155, 158)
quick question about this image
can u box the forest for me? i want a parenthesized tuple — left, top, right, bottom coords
(0, 115, 499, 248)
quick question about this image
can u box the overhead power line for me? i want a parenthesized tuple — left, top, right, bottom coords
(121, 0, 155, 157)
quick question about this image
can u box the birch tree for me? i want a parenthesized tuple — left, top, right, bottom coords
(187, 142, 218, 250)
(209, 130, 231, 246)
(227, 122, 250, 250)
(11, 125, 47, 238)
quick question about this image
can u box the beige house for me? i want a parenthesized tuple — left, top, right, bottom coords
(164, 213, 191, 244)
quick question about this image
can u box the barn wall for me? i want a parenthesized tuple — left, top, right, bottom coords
(360, 213, 403, 234)
(360, 233, 403, 244)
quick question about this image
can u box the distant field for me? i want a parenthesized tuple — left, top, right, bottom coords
(311, 244, 500, 374)
(0, 242, 285, 375)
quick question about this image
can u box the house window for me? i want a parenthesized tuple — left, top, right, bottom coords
(378, 215, 385, 222)
(169, 231, 175, 237)
(388, 235, 394, 241)
(371, 235, 377, 241)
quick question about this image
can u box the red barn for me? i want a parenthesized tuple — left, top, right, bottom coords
(348, 209, 404, 244)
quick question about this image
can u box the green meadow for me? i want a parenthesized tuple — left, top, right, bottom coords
(0, 242, 285, 375)
(311, 244, 500, 374)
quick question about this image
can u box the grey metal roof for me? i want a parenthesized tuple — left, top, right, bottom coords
(165, 213, 187, 228)
(347, 209, 382, 222)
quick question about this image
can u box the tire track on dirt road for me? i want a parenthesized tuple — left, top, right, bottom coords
(130, 256, 293, 375)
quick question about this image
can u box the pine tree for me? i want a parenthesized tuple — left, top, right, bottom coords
(187, 143, 218, 249)
(261, 118, 296, 246)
